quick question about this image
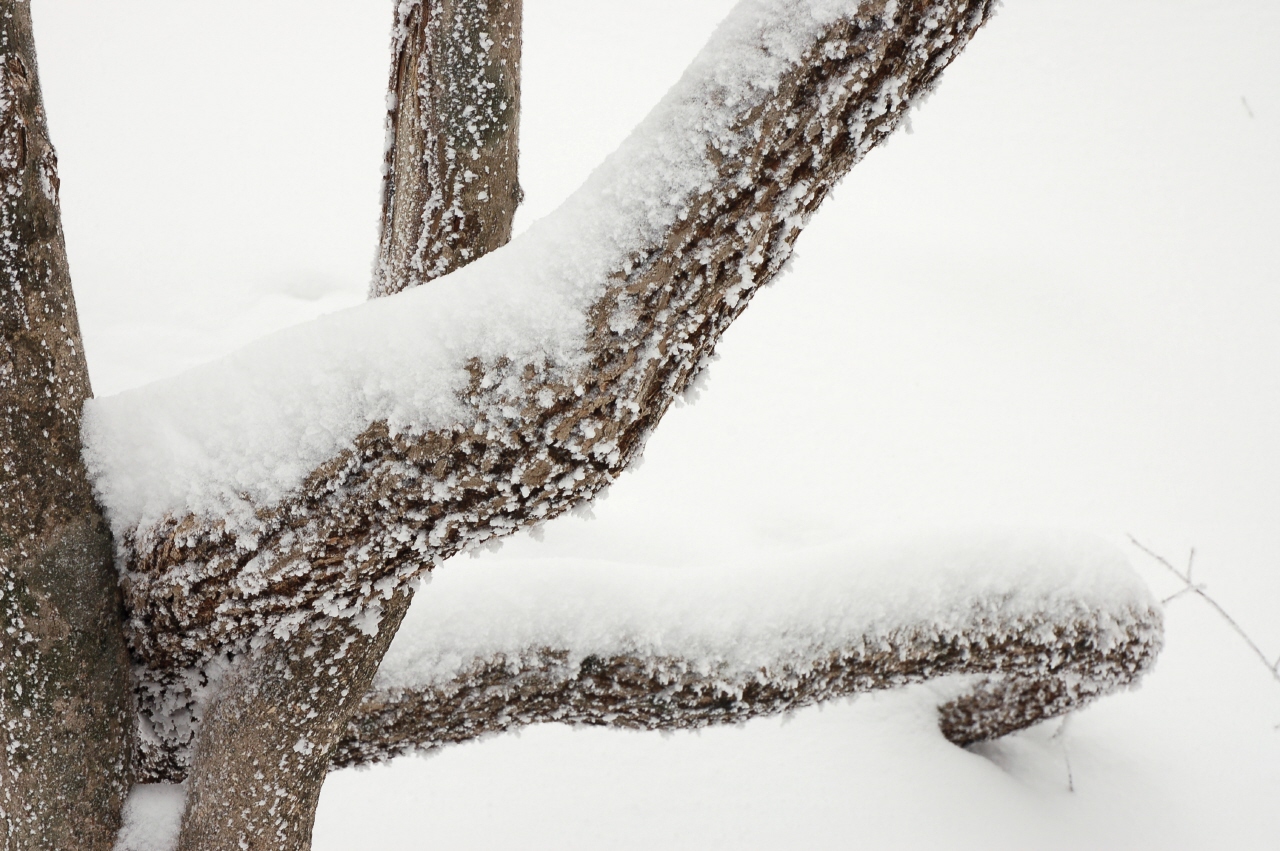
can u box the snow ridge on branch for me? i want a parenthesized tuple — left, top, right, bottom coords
(336, 537, 1162, 766)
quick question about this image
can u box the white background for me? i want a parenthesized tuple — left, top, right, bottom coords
(31, 1, 1280, 847)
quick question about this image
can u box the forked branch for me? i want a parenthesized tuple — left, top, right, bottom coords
(1129, 535, 1280, 684)
(81, 0, 1014, 775)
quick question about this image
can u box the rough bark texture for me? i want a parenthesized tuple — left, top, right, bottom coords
(175, 591, 411, 851)
(123, 0, 1008, 777)
(333, 606, 1162, 767)
(0, 2, 135, 848)
(372, 0, 522, 296)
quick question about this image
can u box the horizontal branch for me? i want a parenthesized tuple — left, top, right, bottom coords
(333, 539, 1163, 766)
(82, 0, 1002, 771)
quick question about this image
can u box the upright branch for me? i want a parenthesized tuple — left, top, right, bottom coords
(0, 2, 134, 848)
(374, 0, 522, 296)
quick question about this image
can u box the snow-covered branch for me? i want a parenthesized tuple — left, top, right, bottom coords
(79, 0, 1001, 770)
(334, 536, 1162, 766)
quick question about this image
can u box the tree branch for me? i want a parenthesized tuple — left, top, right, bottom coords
(82, 0, 1018, 779)
(1128, 535, 1280, 685)
(373, 0, 523, 296)
(333, 557, 1162, 766)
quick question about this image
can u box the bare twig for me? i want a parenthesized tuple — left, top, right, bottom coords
(1128, 535, 1280, 686)
(1051, 716, 1075, 793)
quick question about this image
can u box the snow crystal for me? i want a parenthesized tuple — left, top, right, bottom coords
(81, 0, 873, 537)
(376, 531, 1158, 691)
(113, 784, 184, 851)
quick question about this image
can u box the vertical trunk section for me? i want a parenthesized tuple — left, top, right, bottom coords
(174, 2, 524, 847)
(0, 2, 135, 848)
(372, 0, 522, 296)
(175, 593, 412, 851)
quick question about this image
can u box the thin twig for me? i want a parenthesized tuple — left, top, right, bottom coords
(1051, 716, 1075, 793)
(1161, 586, 1199, 606)
(1128, 535, 1280, 685)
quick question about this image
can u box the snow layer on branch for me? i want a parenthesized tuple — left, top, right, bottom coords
(81, 0, 873, 537)
(376, 532, 1157, 691)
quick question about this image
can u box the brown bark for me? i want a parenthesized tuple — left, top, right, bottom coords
(123, 2, 1005, 776)
(333, 604, 1162, 767)
(0, 2, 135, 848)
(175, 591, 412, 851)
(373, 0, 523, 296)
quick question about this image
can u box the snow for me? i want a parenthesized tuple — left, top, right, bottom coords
(113, 784, 183, 851)
(378, 531, 1155, 692)
(29, 0, 1280, 847)
(79, 0, 875, 540)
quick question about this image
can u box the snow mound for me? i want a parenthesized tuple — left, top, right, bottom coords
(113, 784, 184, 851)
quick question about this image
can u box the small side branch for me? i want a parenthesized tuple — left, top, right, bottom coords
(1128, 535, 1280, 685)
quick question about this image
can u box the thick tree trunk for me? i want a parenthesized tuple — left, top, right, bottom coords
(0, 2, 135, 848)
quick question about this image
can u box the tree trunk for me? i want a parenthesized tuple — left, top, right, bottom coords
(0, 2, 135, 848)
(373, 0, 523, 296)
(175, 592, 412, 851)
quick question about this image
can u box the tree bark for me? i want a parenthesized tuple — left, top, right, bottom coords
(373, 0, 523, 296)
(333, 601, 1162, 767)
(175, 591, 412, 851)
(0, 2, 135, 848)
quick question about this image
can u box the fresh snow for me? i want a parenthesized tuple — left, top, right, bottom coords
(80, 0, 875, 539)
(112, 784, 183, 851)
(378, 532, 1155, 692)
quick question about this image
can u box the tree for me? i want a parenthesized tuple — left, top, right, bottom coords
(0, 0, 1163, 849)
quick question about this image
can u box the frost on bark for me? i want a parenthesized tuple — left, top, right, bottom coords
(373, 0, 522, 296)
(0, 2, 134, 848)
(334, 605, 1161, 767)
(175, 593, 411, 851)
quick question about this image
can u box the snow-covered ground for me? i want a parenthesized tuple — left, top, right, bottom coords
(33, 0, 1280, 848)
